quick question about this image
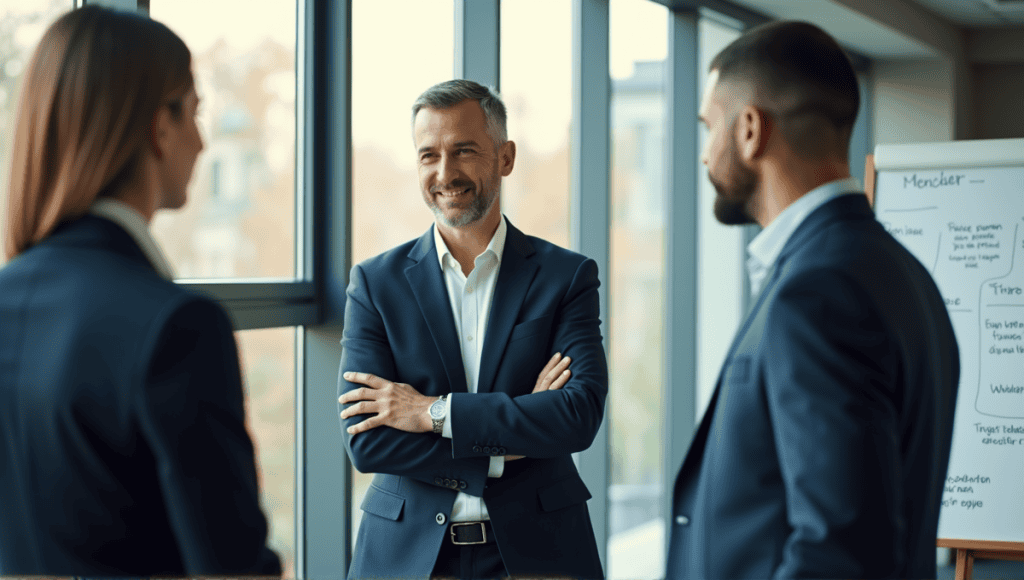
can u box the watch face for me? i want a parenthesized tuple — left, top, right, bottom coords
(429, 400, 445, 420)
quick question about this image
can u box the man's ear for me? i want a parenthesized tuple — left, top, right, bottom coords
(150, 106, 171, 160)
(735, 104, 771, 163)
(499, 140, 516, 176)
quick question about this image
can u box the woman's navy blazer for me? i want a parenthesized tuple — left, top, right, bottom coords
(0, 215, 281, 576)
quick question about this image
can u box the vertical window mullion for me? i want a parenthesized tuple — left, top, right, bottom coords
(663, 7, 699, 560)
(571, 0, 611, 569)
(302, 0, 353, 577)
(454, 0, 500, 88)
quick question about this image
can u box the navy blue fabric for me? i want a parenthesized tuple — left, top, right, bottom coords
(339, 220, 606, 580)
(667, 194, 960, 579)
(0, 215, 281, 576)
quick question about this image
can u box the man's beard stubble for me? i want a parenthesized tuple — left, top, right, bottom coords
(427, 178, 499, 228)
(710, 136, 758, 226)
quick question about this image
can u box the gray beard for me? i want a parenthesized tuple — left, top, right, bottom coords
(430, 188, 497, 228)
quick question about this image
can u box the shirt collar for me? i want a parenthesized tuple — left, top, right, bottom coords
(434, 215, 508, 272)
(747, 176, 862, 275)
(89, 199, 176, 280)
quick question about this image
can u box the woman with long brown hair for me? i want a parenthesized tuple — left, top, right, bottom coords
(0, 6, 280, 575)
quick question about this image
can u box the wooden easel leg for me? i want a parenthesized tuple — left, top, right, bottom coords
(956, 548, 975, 580)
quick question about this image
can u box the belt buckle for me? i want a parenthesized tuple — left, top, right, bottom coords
(450, 521, 487, 545)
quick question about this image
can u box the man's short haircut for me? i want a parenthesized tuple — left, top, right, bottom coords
(412, 79, 508, 146)
(710, 20, 860, 158)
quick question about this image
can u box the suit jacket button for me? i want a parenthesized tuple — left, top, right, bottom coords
(498, 447, 507, 454)
(482, 446, 491, 454)
(459, 481, 467, 490)
(436, 513, 447, 525)
(675, 515, 690, 526)
(473, 445, 482, 453)
(435, 478, 443, 485)
(444, 478, 452, 487)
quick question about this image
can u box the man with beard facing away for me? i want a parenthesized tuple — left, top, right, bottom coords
(667, 21, 960, 579)
(337, 79, 606, 580)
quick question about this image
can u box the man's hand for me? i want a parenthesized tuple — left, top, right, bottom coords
(339, 372, 434, 435)
(533, 352, 572, 393)
(506, 352, 572, 461)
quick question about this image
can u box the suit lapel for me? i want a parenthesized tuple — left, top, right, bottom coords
(715, 194, 871, 378)
(404, 226, 469, 394)
(677, 194, 873, 475)
(676, 280, 773, 482)
(477, 222, 539, 394)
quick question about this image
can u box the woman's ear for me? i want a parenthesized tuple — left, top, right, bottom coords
(149, 106, 171, 160)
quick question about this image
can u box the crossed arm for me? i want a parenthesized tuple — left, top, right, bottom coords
(339, 352, 573, 460)
(337, 259, 606, 490)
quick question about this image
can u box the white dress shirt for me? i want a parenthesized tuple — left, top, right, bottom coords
(89, 199, 176, 281)
(433, 216, 508, 522)
(746, 177, 862, 297)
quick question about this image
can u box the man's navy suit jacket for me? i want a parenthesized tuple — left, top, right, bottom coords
(667, 194, 960, 579)
(0, 215, 281, 576)
(338, 219, 607, 580)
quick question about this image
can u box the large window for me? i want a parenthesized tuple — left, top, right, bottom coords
(500, 0, 571, 248)
(607, 1, 668, 578)
(150, 0, 297, 280)
(349, 0, 454, 539)
(0, 0, 70, 268)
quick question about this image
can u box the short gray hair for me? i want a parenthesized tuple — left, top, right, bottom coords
(412, 79, 508, 146)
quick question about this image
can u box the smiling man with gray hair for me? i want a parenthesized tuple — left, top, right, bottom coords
(337, 79, 607, 580)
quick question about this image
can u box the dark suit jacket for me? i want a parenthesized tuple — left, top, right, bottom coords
(0, 215, 281, 576)
(667, 194, 960, 579)
(338, 219, 607, 580)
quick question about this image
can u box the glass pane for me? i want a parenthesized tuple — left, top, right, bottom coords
(607, 1, 668, 578)
(0, 0, 69, 269)
(500, 0, 570, 248)
(236, 327, 296, 577)
(149, 1, 297, 280)
(696, 17, 744, 422)
(349, 0, 454, 540)
(351, 0, 454, 265)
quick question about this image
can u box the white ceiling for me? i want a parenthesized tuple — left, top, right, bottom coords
(723, 0, 1024, 60)
(724, 0, 939, 58)
(907, 0, 1024, 26)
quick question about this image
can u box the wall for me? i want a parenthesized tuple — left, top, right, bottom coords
(872, 59, 956, 145)
(869, 24, 1024, 146)
(968, 29, 1024, 141)
(972, 63, 1024, 140)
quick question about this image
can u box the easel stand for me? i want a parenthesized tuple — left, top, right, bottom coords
(937, 539, 1024, 580)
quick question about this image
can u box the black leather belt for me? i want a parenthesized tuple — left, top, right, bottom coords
(448, 521, 494, 545)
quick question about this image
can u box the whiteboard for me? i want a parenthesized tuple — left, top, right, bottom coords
(873, 138, 1024, 542)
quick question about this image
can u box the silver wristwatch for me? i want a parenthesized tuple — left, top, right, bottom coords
(429, 394, 448, 434)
